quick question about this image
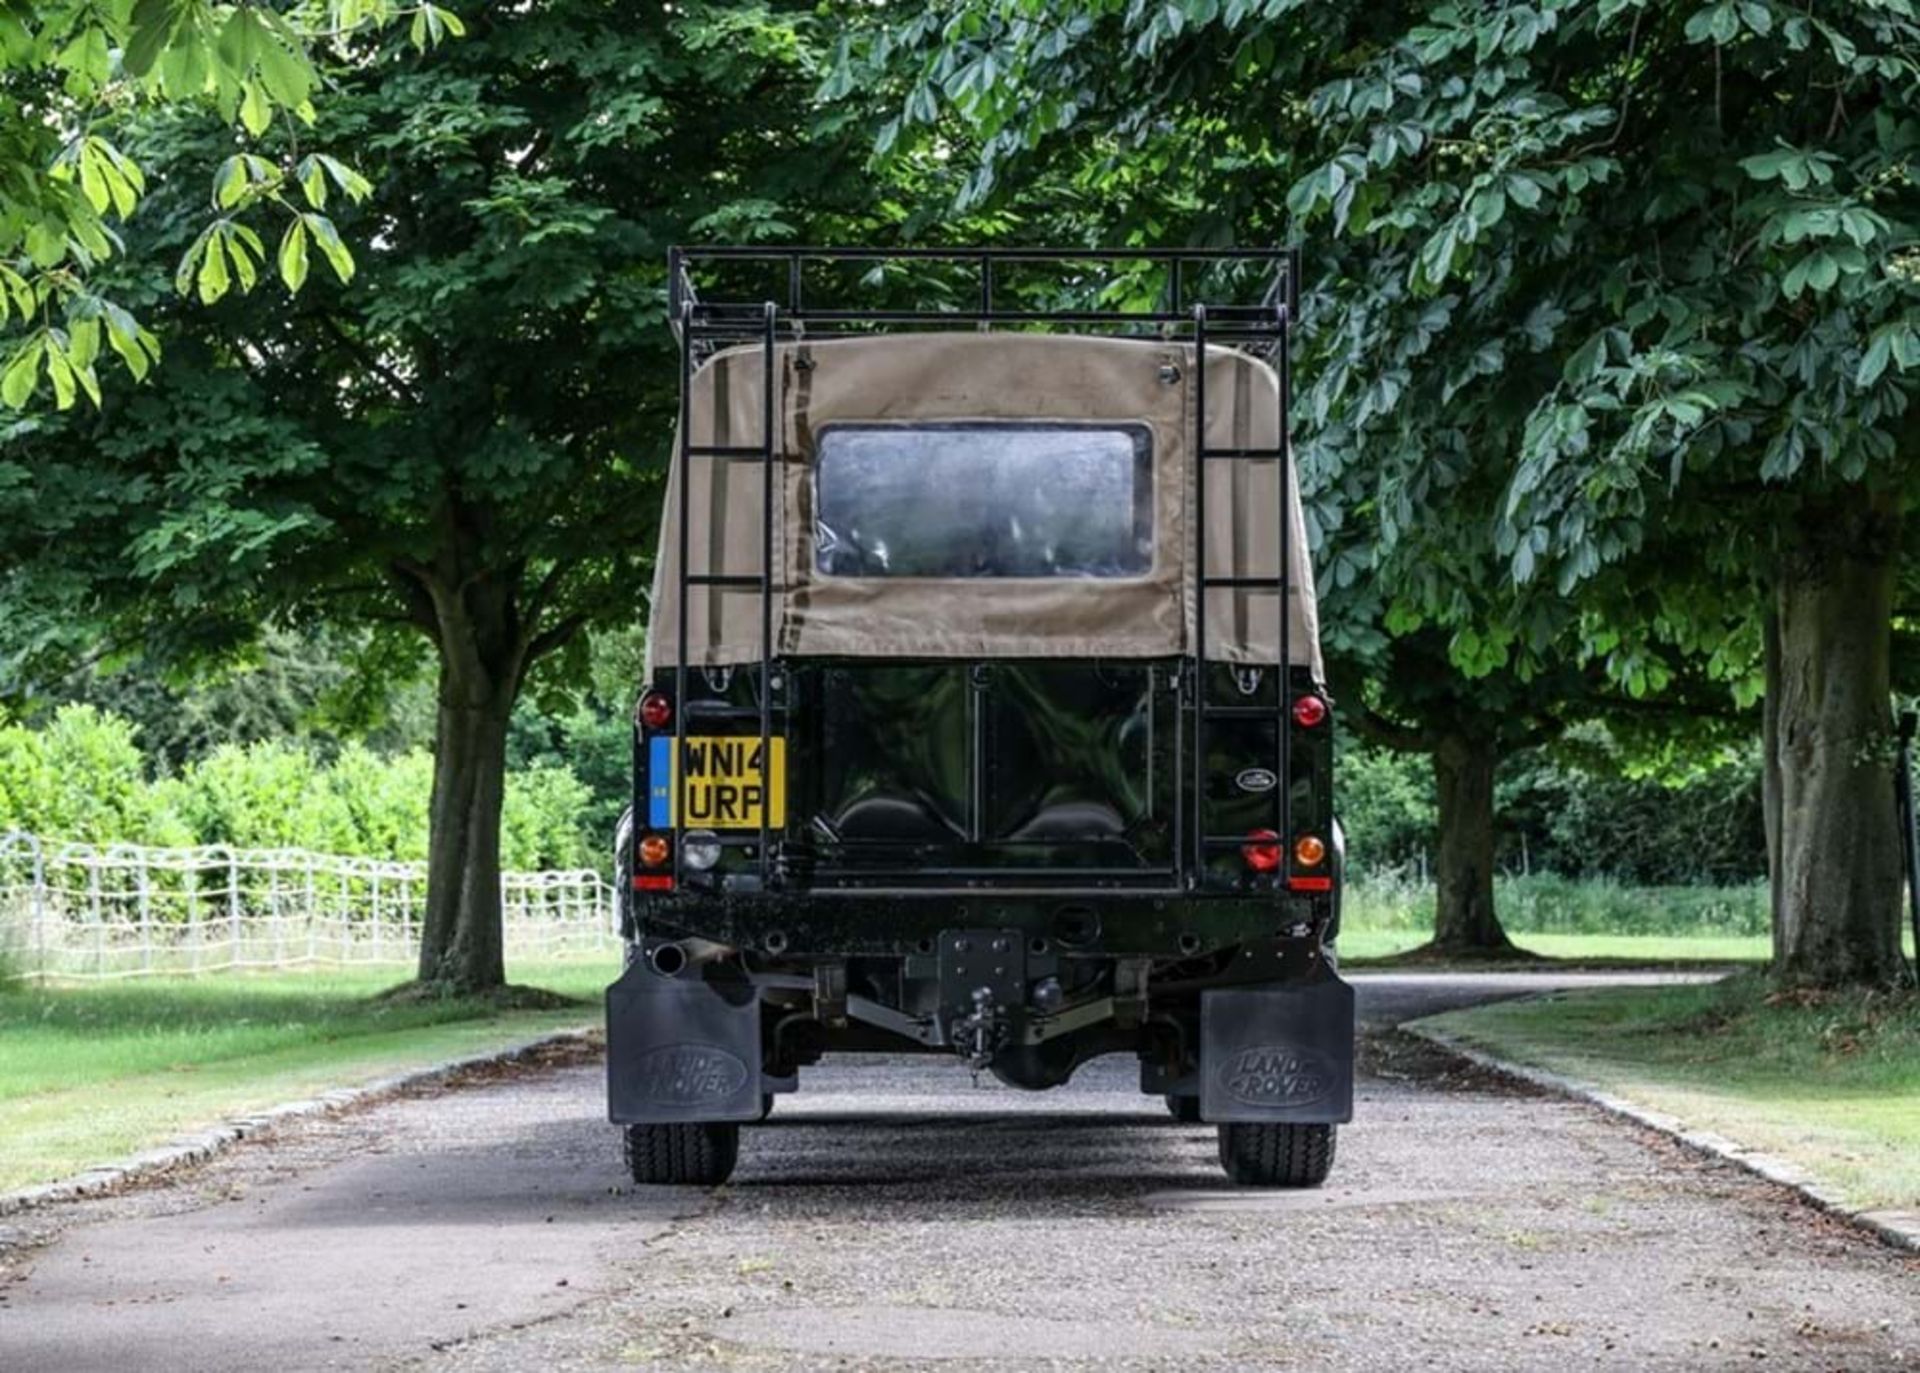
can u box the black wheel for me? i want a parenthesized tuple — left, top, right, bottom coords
(1217, 1122, 1336, 1188)
(1165, 1093, 1202, 1123)
(623, 1122, 740, 1186)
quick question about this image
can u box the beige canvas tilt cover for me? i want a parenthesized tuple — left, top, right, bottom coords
(646, 332, 1321, 681)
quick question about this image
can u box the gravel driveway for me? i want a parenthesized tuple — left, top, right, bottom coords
(1, 973, 1913, 1371)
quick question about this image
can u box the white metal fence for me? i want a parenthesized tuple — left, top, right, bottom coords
(0, 830, 618, 980)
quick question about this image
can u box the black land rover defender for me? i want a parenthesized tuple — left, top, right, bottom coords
(608, 248, 1349, 1187)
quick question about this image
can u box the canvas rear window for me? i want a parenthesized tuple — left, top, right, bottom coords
(813, 422, 1153, 579)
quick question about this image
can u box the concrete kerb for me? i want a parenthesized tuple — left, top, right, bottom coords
(0, 1026, 596, 1219)
(1405, 1020, 1920, 1256)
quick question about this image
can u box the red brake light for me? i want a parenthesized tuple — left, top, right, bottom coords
(1291, 694, 1328, 729)
(639, 691, 673, 731)
(1242, 828, 1283, 873)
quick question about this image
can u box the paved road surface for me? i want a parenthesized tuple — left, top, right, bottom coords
(1, 973, 1913, 1371)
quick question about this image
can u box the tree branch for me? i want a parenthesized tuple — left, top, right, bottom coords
(1575, 3, 1644, 157)
(1511, 713, 1565, 751)
(317, 315, 421, 405)
(1582, 692, 1746, 723)
(523, 557, 576, 630)
(387, 558, 443, 640)
(1348, 700, 1435, 753)
(523, 612, 587, 672)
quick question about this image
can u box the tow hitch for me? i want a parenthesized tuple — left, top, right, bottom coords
(949, 986, 1009, 1072)
(935, 929, 1026, 1071)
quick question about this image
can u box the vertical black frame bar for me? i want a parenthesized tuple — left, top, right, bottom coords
(759, 302, 776, 888)
(1278, 300, 1293, 881)
(1190, 303, 1208, 880)
(673, 295, 693, 887)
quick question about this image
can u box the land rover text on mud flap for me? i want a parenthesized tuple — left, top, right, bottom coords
(608, 247, 1350, 1187)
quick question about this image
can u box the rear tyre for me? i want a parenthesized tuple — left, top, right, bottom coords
(1217, 1122, 1336, 1188)
(623, 1123, 740, 1186)
(1165, 1093, 1202, 1123)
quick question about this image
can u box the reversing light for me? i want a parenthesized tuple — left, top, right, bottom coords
(1291, 694, 1328, 729)
(1294, 834, 1327, 868)
(1242, 828, 1283, 873)
(638, 691, 673, 731)
(682, 829, 722, 872)
(638, 833, 671, 868)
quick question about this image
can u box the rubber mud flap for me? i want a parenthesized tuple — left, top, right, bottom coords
(1199, 972, 1354, 1124)
(607, 962, 764, 1124)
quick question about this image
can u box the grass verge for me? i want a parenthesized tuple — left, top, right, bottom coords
(1338, 929, 1771, 964)
(1420, 973, 1920, 1212)
(0, 960, 614, 1194)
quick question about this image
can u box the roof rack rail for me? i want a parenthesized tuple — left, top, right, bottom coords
(667, 246, 1299, 361)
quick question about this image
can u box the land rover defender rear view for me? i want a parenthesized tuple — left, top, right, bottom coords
(608, 247, 1350, 1187)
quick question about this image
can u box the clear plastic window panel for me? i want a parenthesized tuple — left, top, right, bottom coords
(814, 423, 1153, 578)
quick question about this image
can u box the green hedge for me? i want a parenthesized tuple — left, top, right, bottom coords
(1347, 872, 1770, 937)
(1338, 733, 1766, 886)
(0, 705, 594, 870)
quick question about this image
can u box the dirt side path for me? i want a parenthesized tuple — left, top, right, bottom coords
(0, 975, 1912, 1371)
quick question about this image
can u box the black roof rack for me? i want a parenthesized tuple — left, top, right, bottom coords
(667, 246, 1299, 361)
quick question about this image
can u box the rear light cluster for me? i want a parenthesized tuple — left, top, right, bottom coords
(1242, 829, 1283, 872)
(634, 690, 677, 890)
(633, 830, 674, 891)
(638, 690, 673, 731)
(1242, 827, 1330, 894)
(1281, 696, 1332, 891)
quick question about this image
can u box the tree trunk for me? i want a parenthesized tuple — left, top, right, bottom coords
(1768, 485, 1903, 987)
(1431, 732, 1514, 952)
(407, 550, 531, 994)
(416, 663, 514, 991)
(1761, 608, 1784, 964)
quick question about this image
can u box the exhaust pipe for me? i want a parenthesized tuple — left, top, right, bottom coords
(648, 941, 689, 977)
(646, 938, 732, 978)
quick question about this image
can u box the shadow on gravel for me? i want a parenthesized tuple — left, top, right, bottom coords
(721, 1103, 1224, 1197)
(751, 1110, 1168, 1130)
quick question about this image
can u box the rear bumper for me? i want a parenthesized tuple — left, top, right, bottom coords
(631, 888, 1328, 957)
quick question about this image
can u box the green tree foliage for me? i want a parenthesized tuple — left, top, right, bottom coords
(2, 1, 905, 991)
(846, 0, 1917, 984)
(0, 0, 463, 411)
(836, 1, 1733, 954)
(1500, 731, 1765, 885)
(1343, 725, 1765, 885)
(1336, 738, 1435, 872)
(46, 624, 362, 771)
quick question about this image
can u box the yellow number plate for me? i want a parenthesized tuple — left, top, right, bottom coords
(649, 736, 786, 829)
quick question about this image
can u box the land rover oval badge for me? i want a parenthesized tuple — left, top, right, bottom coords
(633, 1044, 749, 1108)
(1216, 1045, 1336, 1110)
(1235, 766, 1277, 794)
